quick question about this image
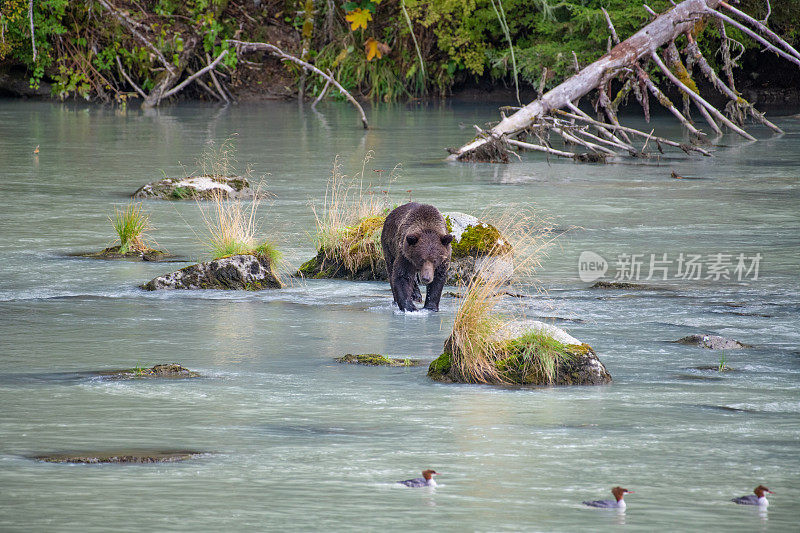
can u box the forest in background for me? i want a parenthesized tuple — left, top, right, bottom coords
(0, 0, 798, 104)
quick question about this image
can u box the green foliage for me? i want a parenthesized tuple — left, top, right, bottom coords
(0, 0, 237, 99)
(211, 239, 279, 261)
(253, 241, 282, 265)
(313, 36, 412, 101)
(110, 202, 152, 254)
(0, 0, 69, 88)
(500, 330, 575, 385)
(171, 186, 191, 199)
(718, 350, 728, 372)
(1, 0, 797, 102)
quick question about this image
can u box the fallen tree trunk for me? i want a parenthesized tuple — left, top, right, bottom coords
(449, 0, 795, 163)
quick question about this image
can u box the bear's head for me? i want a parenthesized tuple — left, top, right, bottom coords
(402, 230, 453, 285)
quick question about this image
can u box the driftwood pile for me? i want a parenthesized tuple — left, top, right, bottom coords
(448, 0, 799, 163)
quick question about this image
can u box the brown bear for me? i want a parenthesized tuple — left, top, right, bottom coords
(381, 202, 453, 312)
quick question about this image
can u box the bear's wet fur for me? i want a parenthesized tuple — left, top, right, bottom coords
(381, 202, 453, 312)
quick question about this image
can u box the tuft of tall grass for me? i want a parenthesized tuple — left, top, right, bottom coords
(110, 202, 152, 254)
(501, 330, 574, 384)
(310, 152, 400, 273)
(198, 188, 281, 269)
(449, 209, 560, 384)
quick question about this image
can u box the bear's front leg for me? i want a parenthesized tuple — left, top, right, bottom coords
(422, 262, 448, 312)
(391, 258, 418, 312)
(412, 275, 423, 304)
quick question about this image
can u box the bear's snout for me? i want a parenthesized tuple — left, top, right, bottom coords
(419, 261, 435, 285)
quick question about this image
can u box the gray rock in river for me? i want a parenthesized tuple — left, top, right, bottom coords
(675, 334, 750, 350)
(143, 254, 282, 290)
(132, 175, 258, 200)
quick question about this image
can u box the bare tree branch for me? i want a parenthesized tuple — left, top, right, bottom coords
(685, 37, 783, 133)
(206, 52, 230, 103)
(116, 55, 146, 98)
(554, 109, 713, 156)
(507, 139, 577, 158)
(719, 1, 798, 60)
(651, 50, 756, 140)
(227, 39, 369, 129)
(28, 0, 36, 62)
(312, 74, 332, 109)
(162, 49, 228, 99)
(707, 7, 800, 68)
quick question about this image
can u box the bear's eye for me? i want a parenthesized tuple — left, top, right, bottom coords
(406, 234, 419, 246)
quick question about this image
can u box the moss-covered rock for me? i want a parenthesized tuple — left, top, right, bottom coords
(427, 352, 453, 382)
(97, 364, 200, 379)
(297, 249, 388, 281)
(445, 213, 512, 259)
(296, 211, 512, 285)
(31, 450, 203, 464)
(335, 353, 420, 366)
(143, 253, 282, 290)
(132, 175, 259, 200)
(75, 245, 174, 262)
(428, 320, 611, 386)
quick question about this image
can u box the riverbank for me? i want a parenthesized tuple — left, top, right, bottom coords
(4, 50, 800, 112)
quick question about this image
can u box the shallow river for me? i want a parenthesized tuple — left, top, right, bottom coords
(0, 100, 798, 531)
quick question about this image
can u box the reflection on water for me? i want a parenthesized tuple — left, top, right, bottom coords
(0, 100, 798, 530)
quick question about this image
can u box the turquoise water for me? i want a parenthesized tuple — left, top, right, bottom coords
(0, 100, 798, 531)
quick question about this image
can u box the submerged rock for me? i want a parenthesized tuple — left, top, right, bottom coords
(428, 320, 611, 386)
(590, 280, 650, 290)
(296, 211, 512, 285)
(97, 364, 200, 379)
(675, 334, 750, 350)
(335, 353, 420, 366)
(75, 245, 174, 262)
(143, 254, 281, 290)
(31, 450, 203, 464)
(132, 175, 258, 200)
(691, 365, 738, 373)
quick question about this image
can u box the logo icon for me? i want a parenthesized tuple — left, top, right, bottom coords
(578, 251, 608, 283)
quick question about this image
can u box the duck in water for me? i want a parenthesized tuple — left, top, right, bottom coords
(732, 485, 773, 506)
(397, 469, 438, 488)
(583, 487, 633, 509)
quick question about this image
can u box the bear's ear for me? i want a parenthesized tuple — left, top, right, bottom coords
(441, 234, 454, 246)
(406, 234, 419, 246)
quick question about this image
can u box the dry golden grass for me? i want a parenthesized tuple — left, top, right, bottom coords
(198, 188, 281, 267)
(449, 208, 559, 384)
(192, 139, 281, 273)
(310, 152, 400, 273)
(197, 136, 240, 178)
